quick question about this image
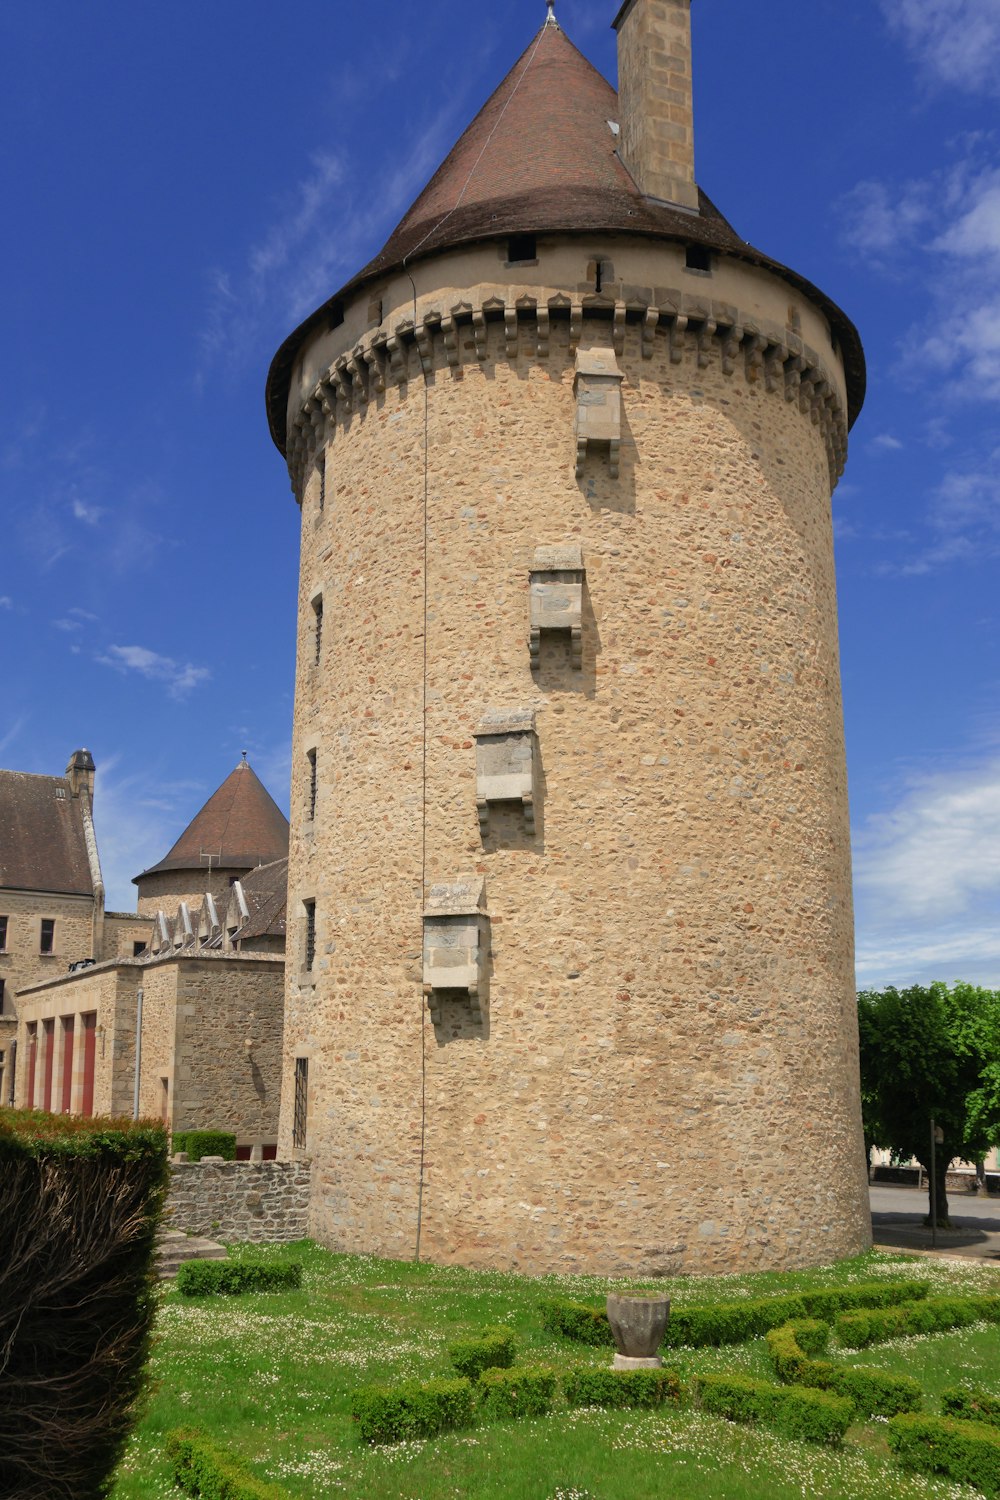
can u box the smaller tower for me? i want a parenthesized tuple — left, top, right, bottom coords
(133, 759, 289, 917)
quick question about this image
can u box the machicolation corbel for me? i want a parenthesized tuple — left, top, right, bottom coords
(529, 544, 584, 672)
(422, 878, 489, 1024)
(474, 707, 537, 836)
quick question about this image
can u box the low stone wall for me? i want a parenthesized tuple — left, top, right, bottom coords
(167, 1159, 311, 1243)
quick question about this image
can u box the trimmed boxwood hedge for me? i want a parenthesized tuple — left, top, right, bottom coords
(943, 1387, 1000, 1429)
(837, 1295, 1000, 1349)
(562, 1367, 682, 1410)
(540, 1280, 929, 1352)
(351, 1377, 476, 1444)
(175, 1259, 303, 1297)
(766, 1319, 923, 1419)
(539, 1297, 616, 1347)
(888, 1413, 1000, 1496)
(478, 1366, 558, 1421)
(449, 1327, 517, 1380)
(167, 1429, 288, 1498)
(696, 1373, 853, 1447)
(0, 1110, 169, 1500)
(172, 1130, 237, 1162)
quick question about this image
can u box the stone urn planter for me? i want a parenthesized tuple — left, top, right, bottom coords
(606, 1293, 671, 1370)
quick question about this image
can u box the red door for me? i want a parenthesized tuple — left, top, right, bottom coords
(26, 1024, 37, 1108)
(61, 1016, 75, 1113)
(42, 1019, 54, 1111)
(81, 1013, 97, 1116)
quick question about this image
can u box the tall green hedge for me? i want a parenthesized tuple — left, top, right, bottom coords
(0, 1110, 169, 1500)
(171, 1130, 237, 1162)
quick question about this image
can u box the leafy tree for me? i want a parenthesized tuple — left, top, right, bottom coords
(857, 982, 1000, 1227)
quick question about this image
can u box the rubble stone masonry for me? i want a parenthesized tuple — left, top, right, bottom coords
(278, 237, 871, 1276)
(167, 1160, 311, 1243)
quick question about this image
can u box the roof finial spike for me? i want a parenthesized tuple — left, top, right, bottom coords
(545, 0, 556, 22)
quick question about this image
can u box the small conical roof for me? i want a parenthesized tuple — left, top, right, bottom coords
(134, 758, 289, 883)
(266, 18, 864, 452)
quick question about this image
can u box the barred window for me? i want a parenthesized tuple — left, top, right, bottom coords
(304, 900, 316, 972)
(293, 1057, 309, 1149)
(307, 748, 318, 821)
(312, 595, 323, 666)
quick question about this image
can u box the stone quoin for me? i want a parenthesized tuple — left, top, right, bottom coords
(266, 0, 871, 1275)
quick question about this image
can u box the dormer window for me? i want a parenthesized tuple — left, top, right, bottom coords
(507, 234, 537, 265)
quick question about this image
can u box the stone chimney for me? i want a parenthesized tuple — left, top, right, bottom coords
(613, 0, 698, 211)
(66, 747, 96, 801)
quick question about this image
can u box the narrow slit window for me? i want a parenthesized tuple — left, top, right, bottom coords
(293, 1057, 309, 1148)
(304, 900, 316, 971)
(315, 453, 326, 512)
(0, 914, 7, 950)
(0, 978, 5, 1015)
(307, 749, 318, 821)
(40, 918, 55, 954)
(312, 595, 323, 666)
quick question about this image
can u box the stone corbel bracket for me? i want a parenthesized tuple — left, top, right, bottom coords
(474, 707, 537, 837)
(529, 543, 584, 671)
(574, 347, 625, 479)
(422, 878, 489, 1024)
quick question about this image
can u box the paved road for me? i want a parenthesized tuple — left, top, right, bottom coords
(870, 1182, 1000, 1261)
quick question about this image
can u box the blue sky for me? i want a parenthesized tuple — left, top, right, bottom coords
(2, 0, 999, 989)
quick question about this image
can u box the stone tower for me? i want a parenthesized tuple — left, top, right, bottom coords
(133, 758, 289, 918)
(266, 1, 870, 1275)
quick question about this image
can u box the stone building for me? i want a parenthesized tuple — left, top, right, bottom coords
(0, 750, 147, 1106)
(11, 757, 288, 1154)
(266, 0, 870, 1274)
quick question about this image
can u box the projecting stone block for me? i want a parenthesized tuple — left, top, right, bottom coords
(575, 348, 625, 478)
(474, 708, 536, 836)
(422, 878, 489, 1023)
(529, 543, 584, 671)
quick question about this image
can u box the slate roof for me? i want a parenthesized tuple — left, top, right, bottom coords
(266, 19, 865, 453)
(0, 770, 94, 896)
(236, 857, 288, 941)
(134, 760, 289, 883)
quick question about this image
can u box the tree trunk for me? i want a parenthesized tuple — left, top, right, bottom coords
(922, 1145, 952, 1228)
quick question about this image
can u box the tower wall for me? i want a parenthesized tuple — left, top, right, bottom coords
(279, 239, 870, 1275)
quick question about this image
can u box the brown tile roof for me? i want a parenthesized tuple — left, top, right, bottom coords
(235, 857, 287, 941)
(0, 770, 94, 896)
(134, 760, 289, 883)
(266, 20, 865, 453)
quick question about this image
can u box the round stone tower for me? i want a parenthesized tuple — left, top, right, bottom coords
(266, 0, 870, 1275)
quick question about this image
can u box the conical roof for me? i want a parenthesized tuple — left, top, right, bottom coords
(134, 759, 289, 882)
(266, 18, 864, 452)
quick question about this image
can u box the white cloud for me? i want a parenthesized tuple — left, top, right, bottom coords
(71, 497, 106, 525)
(197, 102, 463, 384)
(882, 0, 1000, 93)
(854, 757, 1000, 987)
(0, 713, 28, 758)
(869, 433, 904, 452)
(0, 595, 12, 609)
(97, 644, 211, 700)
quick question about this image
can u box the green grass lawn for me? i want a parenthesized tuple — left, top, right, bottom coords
(114, 1244, 1000, 1499)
